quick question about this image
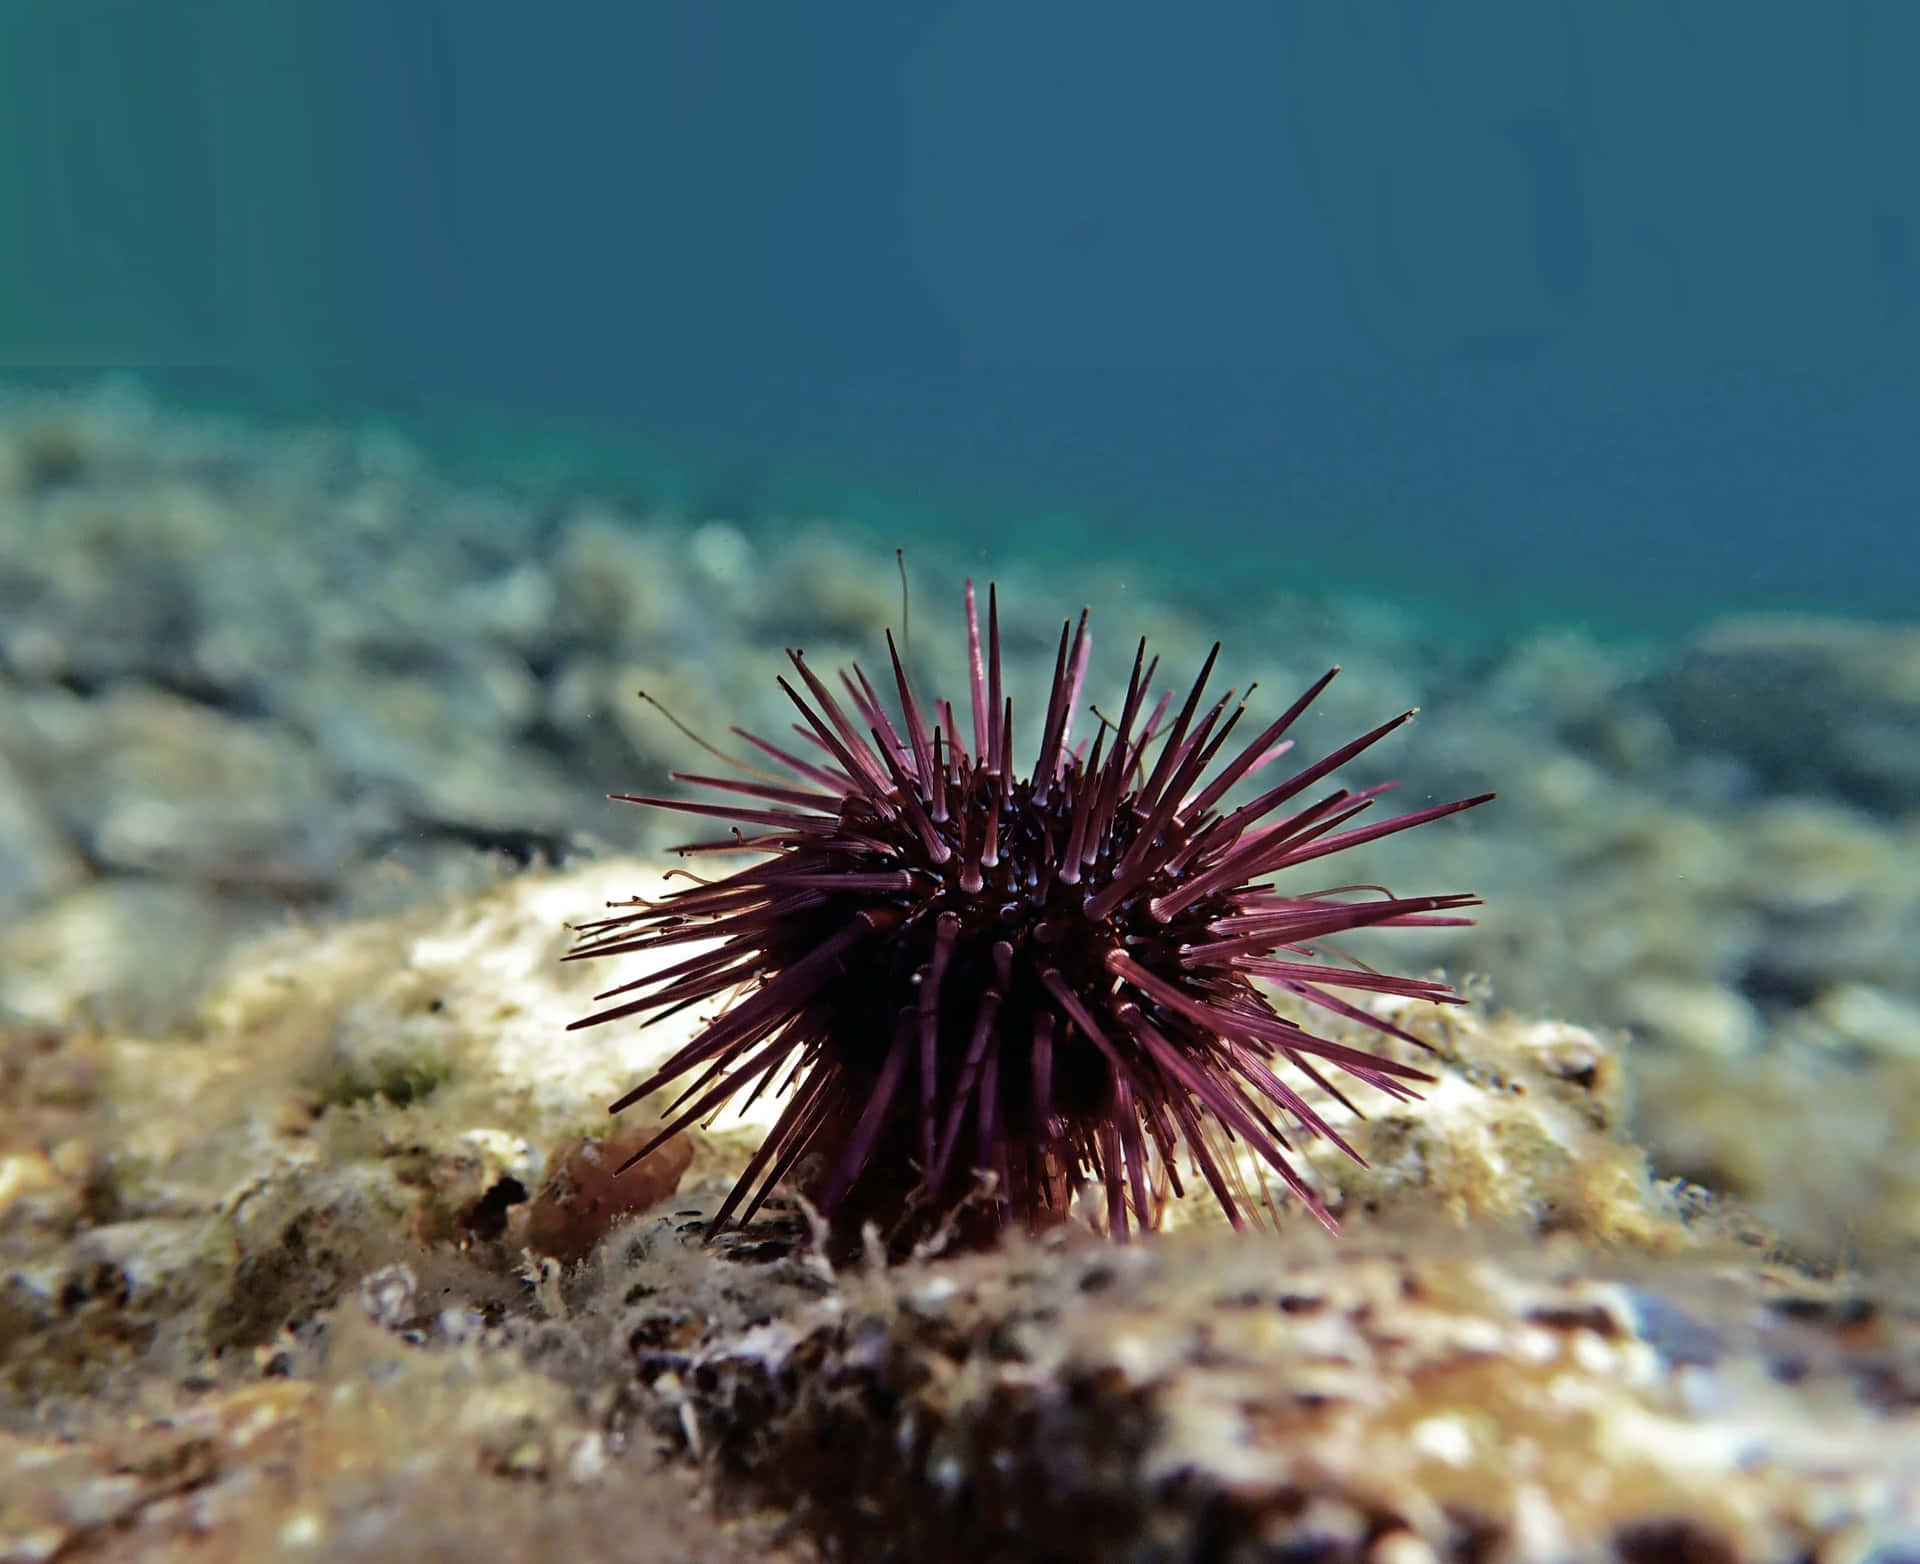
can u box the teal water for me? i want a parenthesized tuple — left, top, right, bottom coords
(4, 1, 1917, 639)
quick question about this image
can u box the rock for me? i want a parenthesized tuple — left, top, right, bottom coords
(606, 661, 730, 776)
(522, 1127, 695, 1265)
(1812, 983, 1920, 1059)
(758, 527, 902, 641)
(0, 746, 85, 920)
(0, 880, 242, 1032)
(0, 1149, 83, 1234)
(1647, 616, 1920, 813)
(0, 1356, 791, 1564)
(550, 508, 687, 649)
(299, 664, 582, 838)
(641, 1220, 1920, 1564)
(1631, 1043, 1920, 1256)
(1618, 977, 1760, 1057)
(686, 521, 756, 594)
(1734, 800, 1920, 1000)
(6, 686, 348, 891)
(0, 839, 1905, 1563)
(451, 563, 558, 650)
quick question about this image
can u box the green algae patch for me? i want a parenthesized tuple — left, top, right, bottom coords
(309, 1041, 452, 1111)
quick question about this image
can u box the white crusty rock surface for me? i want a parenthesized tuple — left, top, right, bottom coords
(1, 860, 1916, 1563)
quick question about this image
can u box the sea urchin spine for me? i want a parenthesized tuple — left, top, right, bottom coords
(569, 584, 1491, 1244)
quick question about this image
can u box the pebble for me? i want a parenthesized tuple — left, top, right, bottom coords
(522, 1127, 695, 1265)
(1618, 978, 1760, 1058)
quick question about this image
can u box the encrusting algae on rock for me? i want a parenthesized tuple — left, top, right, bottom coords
(4, 851, 1919, 1563)
(626, 1218, 1919, 1564)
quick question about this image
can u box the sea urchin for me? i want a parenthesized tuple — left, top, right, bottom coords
(568, 583, 1491, 1245)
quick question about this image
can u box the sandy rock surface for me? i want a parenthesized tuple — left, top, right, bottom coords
(0, 860, 1911, 1563)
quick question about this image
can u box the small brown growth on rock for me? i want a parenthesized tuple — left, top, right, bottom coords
(524, 1127, 693, 1264)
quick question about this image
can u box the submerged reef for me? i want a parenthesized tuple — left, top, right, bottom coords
(3, 385, 1920, 1560)
(3, 862, 1915, 1563)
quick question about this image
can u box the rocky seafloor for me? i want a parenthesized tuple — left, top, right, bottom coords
(2, 383, 1919, 1562)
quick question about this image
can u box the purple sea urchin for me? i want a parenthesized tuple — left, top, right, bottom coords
(569, 584, 1490, 1245)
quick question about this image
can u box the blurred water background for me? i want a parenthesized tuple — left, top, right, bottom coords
(5, 1, 1916, 637)
(3, 1, 1919, 1252)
